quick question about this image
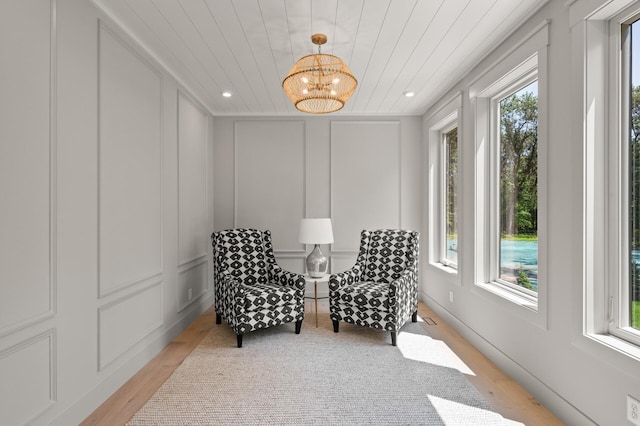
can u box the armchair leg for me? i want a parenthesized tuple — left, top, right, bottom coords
(412, 310, 418, 323)
(332, 319, 339, 333)
(216, 313, 222, 324)
(295, 319, 302, 334)
(391, 332, 397, 346)
(236, 334, 243, 348)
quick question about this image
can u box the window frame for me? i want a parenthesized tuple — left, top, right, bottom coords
(470, 21, 549, 327)
(441, 124, 459, 269)
(607, 7, 640, 347)
(425, 94, 461, 277)
(576, 0, 640, 364)
(491, 78, 540, 297)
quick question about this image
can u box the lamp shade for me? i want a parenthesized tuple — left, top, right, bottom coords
(298, 218, 334, 245)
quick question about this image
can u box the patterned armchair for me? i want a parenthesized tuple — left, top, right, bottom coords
(329, 229, 420, 346)
(211, 229, 306, 347)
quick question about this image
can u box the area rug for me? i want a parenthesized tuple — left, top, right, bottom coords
(127, 313, 515, 425)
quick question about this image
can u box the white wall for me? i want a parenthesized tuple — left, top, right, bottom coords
(422, 1, 639, 425)
(0, 1, 214, 424)
(213, 116, 422, 291)
(6, 0, 636, 425)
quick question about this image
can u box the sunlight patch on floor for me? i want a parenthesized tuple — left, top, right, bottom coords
(428, 395, 524, 425)
(396, 329, 476, 376)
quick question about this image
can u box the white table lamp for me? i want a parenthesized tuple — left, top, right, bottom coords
(299, 218, 334, 278)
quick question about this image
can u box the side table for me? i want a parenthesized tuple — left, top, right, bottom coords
(303, 274, 330, 327)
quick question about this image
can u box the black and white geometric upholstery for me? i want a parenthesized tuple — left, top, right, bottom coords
(329, 229, 420, 346)
(212, 229, 306, 347)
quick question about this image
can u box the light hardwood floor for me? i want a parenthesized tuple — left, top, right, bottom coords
(82, 300, 562, 425)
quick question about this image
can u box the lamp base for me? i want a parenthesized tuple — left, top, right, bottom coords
(306, 244, 328, 278)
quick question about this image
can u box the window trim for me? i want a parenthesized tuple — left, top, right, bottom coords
(491, 78, 540, 297)
(425, 93, 462, 278)
(575, 0, 640, 366)
(482, 65, 540, 305)
(607, 7, 640, 347)
(441, 124, 459, 269)
(470, 21, 549, 329)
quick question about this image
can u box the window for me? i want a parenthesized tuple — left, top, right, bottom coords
(474, 60, 541, 310)
(581, 0, 640, 353)
(629, 19, 640, 334)
(426, 99, 460, 275)
(497, 81, 538, 295)
(480, 76, 539, 308)
(443, 126, 459, 268)
(471, 21, 548, 323)
(614, 13, 640, 344)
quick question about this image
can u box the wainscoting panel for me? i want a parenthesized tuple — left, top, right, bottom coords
(330, 255, 358, 275)
(330, 121, 401, 252)
(178, 91, 208, 266)
(98, 282, 163, 370)
(234, 121, 305, 252)
(0, 330, 55, 425)
(0, 0, 54, 334)
(177, 258, 208, 312)
(274, 256, 305, 276)
(98, 22, 163, 297)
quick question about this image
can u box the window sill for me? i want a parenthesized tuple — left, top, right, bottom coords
(432, 262, 458, 275)
(475, 281, 538, 311)
(587, 333, 640, 363)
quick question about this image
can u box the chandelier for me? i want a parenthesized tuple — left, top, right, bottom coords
(282, 34, 357, 114)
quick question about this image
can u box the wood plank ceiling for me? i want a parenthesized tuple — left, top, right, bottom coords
(94, 0, 548, 116)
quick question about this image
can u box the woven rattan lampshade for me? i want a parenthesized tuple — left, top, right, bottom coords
(282, 34, 357, 114)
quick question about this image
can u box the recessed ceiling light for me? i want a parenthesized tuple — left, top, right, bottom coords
(221, 90, 233, 98)
(403, 91, 415, 98)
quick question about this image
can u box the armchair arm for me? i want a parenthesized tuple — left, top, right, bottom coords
(270, 266, 306, 291)
(218, 269, 240, 285)
(388, 269, 418, 305)
(329, 264, 363, 291)
(218, 270, 246, 298)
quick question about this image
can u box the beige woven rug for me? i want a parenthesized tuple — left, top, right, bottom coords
(127, 313, 515, 425)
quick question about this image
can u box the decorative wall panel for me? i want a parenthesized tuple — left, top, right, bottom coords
(0, 330, 55, 425)
(177, 259, 207, 312)
(98, 282, 163, 370)
(234, 121, 305, 252)
(0, 0, 54, 333)
(330, 255, 358, 275)
(98, 23, 162, 297)
(330, 121, 401, 252)
(274, 256, 305, 275)
(178, 91, 208, 266)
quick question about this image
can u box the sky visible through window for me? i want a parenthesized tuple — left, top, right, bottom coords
(514, 81, 537, 97)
